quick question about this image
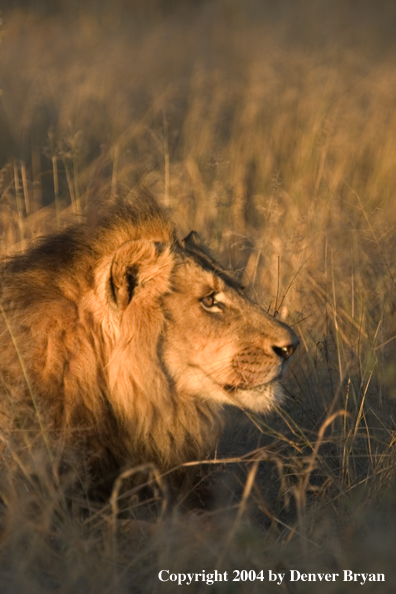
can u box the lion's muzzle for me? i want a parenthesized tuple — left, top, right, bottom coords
(229, 327, 299, 389)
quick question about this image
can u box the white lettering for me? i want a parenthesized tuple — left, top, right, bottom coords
(290, 570, 300, 582)
(158, 570, 169, 582)
(268, 570, 284, 585)
(158, 569, 229, 585)
(343, 570, 385, 585)
(359, 574, 367, 585)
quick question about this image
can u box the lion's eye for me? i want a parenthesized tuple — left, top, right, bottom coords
(202, 294, 216, 307)
(201, 291, 225, 313)
(202, 294, 216, 308)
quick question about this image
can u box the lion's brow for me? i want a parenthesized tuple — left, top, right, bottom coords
(183, 246, 242, 290)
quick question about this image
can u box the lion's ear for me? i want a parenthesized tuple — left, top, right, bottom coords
(182, 230, 201, 247)
(110, 263, 138, 309)
(110, 240, 166, 310)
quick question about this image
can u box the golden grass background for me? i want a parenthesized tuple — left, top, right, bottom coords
(1, 1, 396, 592)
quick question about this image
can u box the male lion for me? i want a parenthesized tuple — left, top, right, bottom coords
(0, 188, 298, 495)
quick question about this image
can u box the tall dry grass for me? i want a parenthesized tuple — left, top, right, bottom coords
(1, 2, 396, 592)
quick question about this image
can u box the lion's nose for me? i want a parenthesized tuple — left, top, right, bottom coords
(272, 339, 299, 361)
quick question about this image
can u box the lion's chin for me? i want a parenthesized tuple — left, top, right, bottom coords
(223, 381, 285, 413)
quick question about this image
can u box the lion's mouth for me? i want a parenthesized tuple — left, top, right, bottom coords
(223, 381, 278, 394)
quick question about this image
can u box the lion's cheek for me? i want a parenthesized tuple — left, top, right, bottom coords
(171, 367, 231, 406)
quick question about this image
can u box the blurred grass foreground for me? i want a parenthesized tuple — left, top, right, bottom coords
(1, 0, 396, 592)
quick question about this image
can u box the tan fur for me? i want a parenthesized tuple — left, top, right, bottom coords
(0, 188, 298, 482)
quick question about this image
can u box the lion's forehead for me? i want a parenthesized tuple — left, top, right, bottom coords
(178, 245, 241, 289)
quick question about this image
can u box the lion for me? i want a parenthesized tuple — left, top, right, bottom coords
(0, 188, 299, 496)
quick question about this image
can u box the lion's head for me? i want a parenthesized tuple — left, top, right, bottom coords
(161, 231, 298, 414)
(0, 189, 299, 474)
